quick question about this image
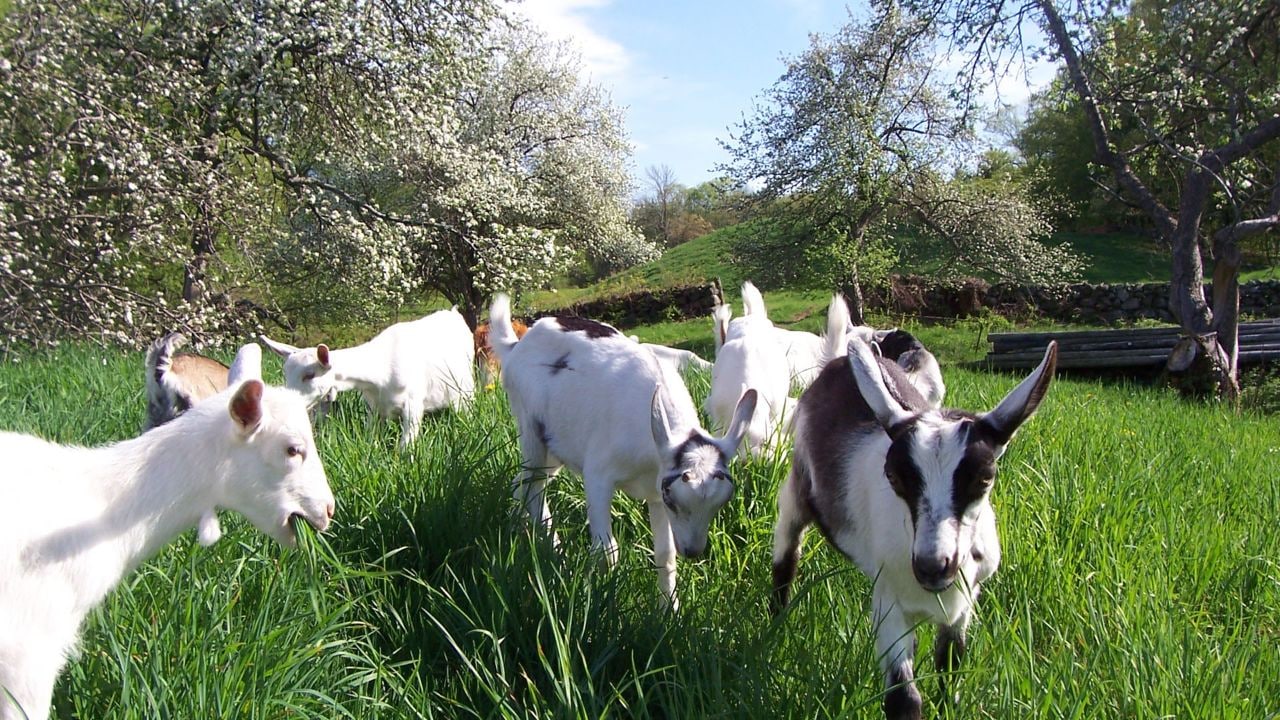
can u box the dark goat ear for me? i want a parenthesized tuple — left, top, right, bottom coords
(229, 380, 264, 433)
(978, 341, 1057, 446)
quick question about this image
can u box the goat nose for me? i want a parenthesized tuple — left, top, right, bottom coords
(912, 554, 956, 592)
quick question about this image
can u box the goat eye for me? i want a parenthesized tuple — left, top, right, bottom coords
(302, 372, 316, 382)
(681, 471, 693, 483)
(286, 445, 304, 458)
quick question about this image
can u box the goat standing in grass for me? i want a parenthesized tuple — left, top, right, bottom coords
(0, 357, 335, 720)
(488, 294, 757, 609)
(143, 332, 230, 430)
(772, 338, 1057, 720)
(262, 307, 475, 448)
(706, 282, 792, 457)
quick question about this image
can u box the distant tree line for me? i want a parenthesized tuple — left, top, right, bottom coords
(628, 165, 748, 248)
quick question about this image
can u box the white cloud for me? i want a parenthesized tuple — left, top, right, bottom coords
(507, 0, 631, 83)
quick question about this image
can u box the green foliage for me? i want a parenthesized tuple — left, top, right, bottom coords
(729, 215, 899, 293)
(4, 340, 1280, 717)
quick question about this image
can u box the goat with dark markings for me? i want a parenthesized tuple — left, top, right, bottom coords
(772, 338, 1057, 720)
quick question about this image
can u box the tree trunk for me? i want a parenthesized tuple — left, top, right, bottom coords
(841, 263, 866, 326)
(182, 207, 216, 306)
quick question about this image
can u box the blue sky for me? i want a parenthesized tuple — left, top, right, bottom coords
(511, 0, 1056, 193)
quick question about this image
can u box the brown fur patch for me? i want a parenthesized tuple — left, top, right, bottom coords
(474, 319, 528, 378)
(170, 353, 231, 402)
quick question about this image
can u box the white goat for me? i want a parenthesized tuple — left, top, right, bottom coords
(143, 332, 230, 430)
(489, 296, 757, 608)
(261, 307, 475, 448)
(705, 283, 791, 457)
(771, 338, 1057, 720)
(628, 336, 714, 375)
(0, 365, 335, 720)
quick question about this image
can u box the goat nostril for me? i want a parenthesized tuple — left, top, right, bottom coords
(326, 502, 335, 519)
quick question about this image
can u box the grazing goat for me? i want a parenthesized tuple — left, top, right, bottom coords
(772, 338, 1058, 720)
(143, 332, 230, 430)
(706, 282, 791, 457)
(474, 319, 529, 386)
(489, 295, 757, 608)
(875, 329, 946, 409)
(713, 283, 830, 391)
(0, 370, 335, 720)
(262, 308, 475, 448)
(629, 337, 714, 375)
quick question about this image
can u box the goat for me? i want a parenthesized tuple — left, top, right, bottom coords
(474, 319, 529, 387)
(874, 329, 945, 409)
(0, 368, 335, 720)
(488, 295, 757, 609)
(705, 282, 791, 457)
(771, 338, 1057, 720)
(628, 336, 714, 375)
(711, 302, 733, 357)
(262, 307, 475, 448)
(143, 332, 230, 430)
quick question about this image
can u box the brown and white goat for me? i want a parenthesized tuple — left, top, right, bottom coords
(143, 332, 230, 430)
(772, 338, 1057, 720)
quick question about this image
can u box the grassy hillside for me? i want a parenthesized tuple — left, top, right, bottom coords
(3, 345, 1278, 718)
(533, 226, 1173, 313)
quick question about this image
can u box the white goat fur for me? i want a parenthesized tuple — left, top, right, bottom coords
(489, 295, 757, 608)
(632, 339, 714, 375)
(262, 308, 475, 447)
(0, 375, 334, 720)
(705, 283, 791, 457)
(771, 338, 1057, 719)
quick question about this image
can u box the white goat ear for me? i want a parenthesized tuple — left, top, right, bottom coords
(227, 343, 263, 384)
(316, 344, 331, 369)
(260, 335, 300, 358)
(848, 338, 912, 429)
(978, 341, 1058, 446)
(229, 379, 265, 434)
(717, 388, 758, 458)
(650, 385, 676, 452)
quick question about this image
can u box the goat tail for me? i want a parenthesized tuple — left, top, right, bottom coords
(487, 293, 521, 363)
(741, 281, 767, 317)
(143, 332, 186, 431)
(823, 294, 850, 363)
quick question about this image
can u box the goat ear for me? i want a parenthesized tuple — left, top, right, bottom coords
(848, 338, 912, 429)
(978, 341, 1057, 447)
(229, 379, 265, 434)
(316, 344, 331, 368)
(227, 343, 262, 384)
(650, 386, 676, 452)
(717, 388, 758, 458)
(260, 335, 300, 358)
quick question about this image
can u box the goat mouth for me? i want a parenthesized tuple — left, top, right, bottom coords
(289, 512, 330, 538)
(916, 577, 955, 594)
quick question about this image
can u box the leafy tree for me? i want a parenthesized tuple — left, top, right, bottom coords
(911, 0, 1280, 396)
(720, 3, 1078, 319)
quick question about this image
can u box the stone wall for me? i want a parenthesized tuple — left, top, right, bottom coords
(866, 275, 1280, 324)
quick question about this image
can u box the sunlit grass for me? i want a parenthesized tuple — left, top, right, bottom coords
(2, 344, 1278, 718)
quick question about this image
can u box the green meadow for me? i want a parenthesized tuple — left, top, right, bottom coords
(2, 312, 1278, 717)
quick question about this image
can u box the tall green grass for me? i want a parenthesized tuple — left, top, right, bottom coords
(2, 345, 1278, 718)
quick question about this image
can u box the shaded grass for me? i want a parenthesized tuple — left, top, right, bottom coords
(2, 345, 1278, 718)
